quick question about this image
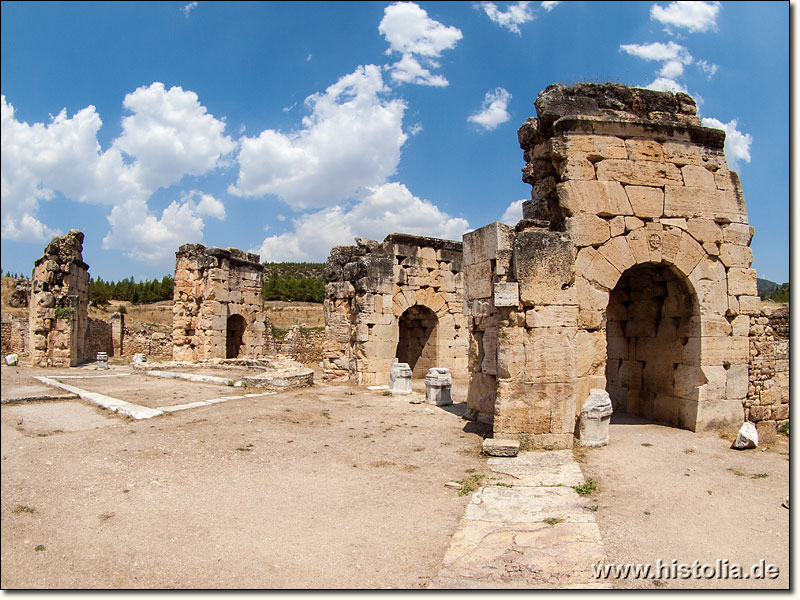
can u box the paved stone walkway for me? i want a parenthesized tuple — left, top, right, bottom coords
(430, 450, 609, 589)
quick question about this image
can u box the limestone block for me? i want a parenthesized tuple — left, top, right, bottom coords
(579, 389, 613, 447)
(686, 219, 722, 244)
(664, 185, 741, 222)
(550, 133, 628, 161)
(737, 295, 761, 315)
(597, 236, 635, 275)
(565, 214, 610, 247)
(466, 372, 497, 418)
(525, 305, 578, 329)
(481, 328, 498, 376)
(496, 327, 525, 380)
(625, 229, 652, 265)
(624, 216, 644, 232)
(662, 141, 727, 171)
(718, 244, 753, 268)
(493, 282, 519, 307)
(595, 159, 682, 187)
(661, 217, 687, 231)
(699, 336, 749, 366)
(609, 216, 625, 237)
(672, 231, 705, 276)
(624, 185, 664, 219)
(464, 261, 493, 300)
(463, 222, 514, 265)
(575, 247, 620, 291)
(481, 438, 520, 457)
(557, 180, 632, 217)
(514, 231, 576, 305)
(722, 223, 755, 246)
(688, 257, 728, 315)
(681, 165, 716, 188)
(578, 309, 604, 330)
(727, 268, 757, 297)
(523, 326, 576, 384)
(555, 158, 596, 180)
(625, 139, 663, 161)
(425, 367, 453, 406)
(576, 330, 606, 378)
(732, 422, 758, 449)
(726, 364, 749, 400)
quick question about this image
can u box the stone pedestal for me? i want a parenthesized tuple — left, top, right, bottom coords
(96, 352, 109, 370)
(579, 389, 613, 447)
(425, 367, 453, 406)
(389, 362, 413, 395)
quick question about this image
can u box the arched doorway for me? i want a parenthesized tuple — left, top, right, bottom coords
(396, 305, 438, 378)
(226, 314, 247, 359)
(605, 262, 699, 428)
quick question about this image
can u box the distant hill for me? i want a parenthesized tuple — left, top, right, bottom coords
(757, 278, 780, 299)
(261, 262, 324, 303)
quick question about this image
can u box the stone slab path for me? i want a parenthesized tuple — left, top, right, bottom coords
(430, 450, 609, 589)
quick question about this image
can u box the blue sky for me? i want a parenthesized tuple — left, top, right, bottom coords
(0, 1, 790, 283)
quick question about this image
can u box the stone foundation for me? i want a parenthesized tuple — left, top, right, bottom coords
(323, 234, 467, 385)
(746, 306, 789, 438)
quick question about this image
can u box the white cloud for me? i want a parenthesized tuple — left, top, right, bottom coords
(658, 59, 684, 79)
(253, 182, 469, 262)
(651, 1, 720, 33)
(229, 65, 407, 210)
(644, 77, 689, 94)
(697, 59, 719, 78)
(182, 190, 226, 220)
(181, 2, 198, 17)
(468, 88, 512, 131)
(620, 41, 692, 65)
(541, 1, 560, 11)
(501, 199, 524, 225)
(1, 84, 235, 261)
(481, 1, 534, 35)
(387, 54, 449, 87)
(380, 2, 462, 87)
(379, 2, 462, 57)
(701, 117, 752, 169)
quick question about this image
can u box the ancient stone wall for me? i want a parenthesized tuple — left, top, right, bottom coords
(123, 322, 173, 358)
(465, 83, 758, 447)
(1, 313, 28, 355)
(85, 318, 114, 357)
(279, 325, 325, 365)
(323, 234, 467, 385)
(28, 230, 91, 367)
(172, 244, 272, 361)
(747, 306, 789, 438)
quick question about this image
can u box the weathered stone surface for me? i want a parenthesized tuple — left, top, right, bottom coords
(389, 362, 413, 394)
(732, 421, 758, 450)
(566, 214, 610, 247)
(515, 231, 575, 304)
(579, 389, 613, 447)
(623, 185, 663, 219)
(482, 438, 520, 457)
(425, 367, 453, 406)
(557, 181, 632, 217)
(493, 282, 520, 307)
(596, 159, 682, 187)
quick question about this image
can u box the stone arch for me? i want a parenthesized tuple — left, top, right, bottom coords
(226, 314, 247, 358)
(605, 261, 700, 429)
(396, 305, 439, 377)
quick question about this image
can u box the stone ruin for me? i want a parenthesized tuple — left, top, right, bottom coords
(322, 234, 468, 385)
(172, 244, 273, 361)
(323, 83, 782, 445)
(28, 229, 91, 367)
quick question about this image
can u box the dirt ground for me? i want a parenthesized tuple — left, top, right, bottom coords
(1, 365, 488, 589)
(1, 363, 790, 589)
(579, 415, 790, 589)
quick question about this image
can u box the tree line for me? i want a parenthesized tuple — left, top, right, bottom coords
(89, 276, 175, 305)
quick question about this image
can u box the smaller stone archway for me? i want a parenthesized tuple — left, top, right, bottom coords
(396, 305, 439, 377)
(226, 314, 247, 358)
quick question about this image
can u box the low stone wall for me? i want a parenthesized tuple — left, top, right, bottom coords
(123, 323, 173, 358)
(746, 306, 789, 438)
(279, 325, 325, 365)
(1, 313, 28, 355)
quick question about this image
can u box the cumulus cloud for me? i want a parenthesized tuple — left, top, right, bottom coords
(501, 199, 524, 225)
(651, 1, 720, 33)
(620, 41, 692, 64)
(181, 190, 226, 220)
(230, 65, 407, 210)
(481, 1, 534, 35)
(379, 2, 462, 87)
(468, 88, 512, 131)
(701, 117, 752, 169)
(386, 54, 449, 87)
(253, 182, 469, 262)
(645, 77, 689, 94)
(1, 84, 235, 262)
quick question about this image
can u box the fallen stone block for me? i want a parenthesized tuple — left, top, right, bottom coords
(731, 422, 758, 450)
(482, 438, 520, 457)
(389, 362, 412, 395)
